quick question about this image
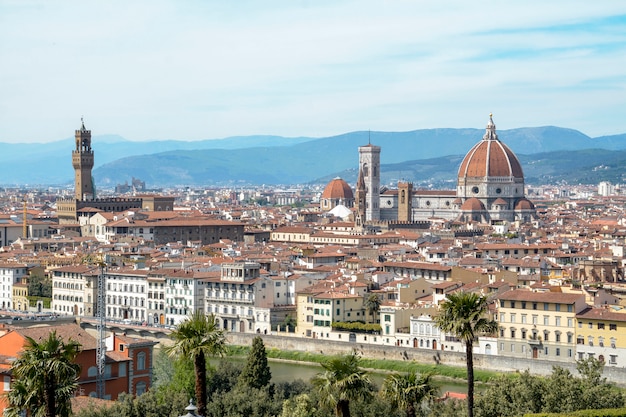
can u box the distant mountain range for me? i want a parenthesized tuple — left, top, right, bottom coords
(3, 127, 626, 187)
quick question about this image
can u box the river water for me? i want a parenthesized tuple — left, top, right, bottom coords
(210, 357, 472, 395)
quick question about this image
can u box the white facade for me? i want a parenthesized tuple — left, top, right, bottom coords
(106, 268, 149, 323)
(51, 265, 98, 316)
(359, 144, 381, 221)
(0, 263, 28, 310)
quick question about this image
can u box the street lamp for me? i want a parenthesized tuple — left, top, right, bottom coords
(179, 399, 202, 417)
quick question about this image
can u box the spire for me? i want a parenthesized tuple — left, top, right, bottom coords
(483, 113, 498, 141)
(356, 167, 365, 191)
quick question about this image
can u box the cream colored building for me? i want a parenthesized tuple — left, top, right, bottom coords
(497, 289, 587, 362)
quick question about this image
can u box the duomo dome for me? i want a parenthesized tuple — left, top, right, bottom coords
(458, 115, 524, 181)
(320, 177, 354, 211)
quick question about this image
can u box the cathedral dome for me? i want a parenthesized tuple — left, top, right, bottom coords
(515, 198, 535, 210)
(461, 197, 486, 211)
(458, 116, 524, 179)
(322, 178, 354, 200)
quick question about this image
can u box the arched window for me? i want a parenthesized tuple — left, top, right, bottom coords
(136, 381, 147, 396)
(87, 366, 98, 377)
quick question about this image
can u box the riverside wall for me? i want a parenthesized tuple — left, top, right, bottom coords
(227, 333, 626, 386)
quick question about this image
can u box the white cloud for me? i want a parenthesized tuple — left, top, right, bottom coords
(0, 0, 625, 142)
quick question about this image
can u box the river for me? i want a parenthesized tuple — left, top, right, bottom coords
(210, 357, 472, 395)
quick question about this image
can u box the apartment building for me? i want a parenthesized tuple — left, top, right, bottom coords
(575, 306, 626, 367)
(50, 265, 99, 316)
(165, 269, 208, 326)
(497, 289, 587, 362)
(105, 268, 149, 323)
(0, 263, 29, 310)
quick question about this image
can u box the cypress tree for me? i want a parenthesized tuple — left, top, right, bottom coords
(238, 336, 272, 389)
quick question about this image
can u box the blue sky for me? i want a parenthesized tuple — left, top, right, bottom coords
(1, 1, 625, 143)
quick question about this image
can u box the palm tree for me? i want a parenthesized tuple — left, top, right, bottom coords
(365, 293, 381, 324)
(311, 351, 373, 417)
(381, 371, 438, 417)
(166, 311, 227, 417)
(434, 291, 498, 417)
(5, 330, 81, 417)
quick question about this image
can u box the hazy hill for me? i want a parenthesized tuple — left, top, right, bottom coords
(2, 126, 626, 186)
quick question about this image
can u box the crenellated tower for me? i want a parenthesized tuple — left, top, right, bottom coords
(73, 118, 94, 201)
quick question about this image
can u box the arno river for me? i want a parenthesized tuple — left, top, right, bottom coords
(210, 357, 471, 395)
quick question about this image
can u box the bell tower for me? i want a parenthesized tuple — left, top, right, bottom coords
(73, 118, 94, 201)
(358, 143, 380, 221)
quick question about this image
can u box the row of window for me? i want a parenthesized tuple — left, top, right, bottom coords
(500, 300, 573, 312)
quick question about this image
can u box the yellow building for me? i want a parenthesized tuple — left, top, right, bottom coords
(575, 306, 626, 367)
(497, 289, 587, 362)
(12, 281, 29, 312)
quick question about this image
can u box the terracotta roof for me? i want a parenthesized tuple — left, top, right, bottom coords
(321, 178, 354, 200)
(457, 116, 523, 179)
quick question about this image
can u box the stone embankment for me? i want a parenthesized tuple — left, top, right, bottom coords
(227, 333, 626, 386)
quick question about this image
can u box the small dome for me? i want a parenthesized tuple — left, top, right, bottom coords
(493, 198, 508, 206)
(461, 198, 486, 211)
(322, 177, 354, 200)
(515, 198, 535, 210)
(458, 116, 524, 179)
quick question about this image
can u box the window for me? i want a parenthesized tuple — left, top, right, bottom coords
(543, 316, 549, 326)
(556, 348, 561, 356)
(555, 316, 561, 327)
(384, 315, 391, 322)
(567, 305, 573, 312)
(500, 313, 505, 322)
(532, 303, 537, 310)
(532, 315, 538, 325)
(521, 329, 527, 339)
(588, 322, 593, 329)
(521, 302, 526, 309)
(544, 303, 549, 311)
(500, 328, 505, 337)
(119, 362, 126, 377)
(87, 366, 98, 377)
(598, 323, 605, 330)
(544, 347, 549, 355)
(137, 352, 146, 371)
(136, 381, 147, 396)
(510, 329, 516, 338)
(555, 304, 560, 312)
(568, 318, 573, 327)
(610, 324, 617, 331)
(510, 344, 515, 352)
(510, 313, 516, 323)
(510, 301, 516, 308)
(568, 349, 572, 357)
(555, 332, 561, 342)
(521, 314, 527, 324)
(610, 355, 617, 365)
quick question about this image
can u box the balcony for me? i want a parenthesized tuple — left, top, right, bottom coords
(528, 336, 542, 346)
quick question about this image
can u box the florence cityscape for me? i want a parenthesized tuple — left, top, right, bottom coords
(1, 2, 626, 417)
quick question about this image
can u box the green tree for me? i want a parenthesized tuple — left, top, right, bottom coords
(434, 292, 497, 417)
(380, 372, 438, 417)
(27, 273, 52, 298)
(165, 311, 226, 417)
(238, 336, 272, 389)
(365, 293, 381, 324)
(284, 314, 297, 332)
(5, 331, 81, 417)
(280, 393, 317, 417)
(311, 352, 373, 417)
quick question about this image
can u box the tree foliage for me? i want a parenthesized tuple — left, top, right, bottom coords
(381, 372, 438, 417)
(311, 352, 374, 417)
(165, 312, 226, 417)
(5, 331, 81, 417)
(434, 291, 497, 417)
(238, 336, 272, 389)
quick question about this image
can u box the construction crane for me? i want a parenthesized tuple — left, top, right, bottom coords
(22, 197, 28, 238)
(95, 259, 107, 399)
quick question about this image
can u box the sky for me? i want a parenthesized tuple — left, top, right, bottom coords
(1, 1, 625, 144)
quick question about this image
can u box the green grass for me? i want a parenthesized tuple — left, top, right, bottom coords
(225, 345, 502, 384)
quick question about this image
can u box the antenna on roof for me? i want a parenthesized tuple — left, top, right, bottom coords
(368, 130, 371, 145)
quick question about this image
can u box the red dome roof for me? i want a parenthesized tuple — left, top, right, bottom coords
(458, 116, 524, 179)
(322, 178, 354, 200)
(461, 198, 486, 211)
(493, 198, 508, 206)
(515, 198, 535, 210)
